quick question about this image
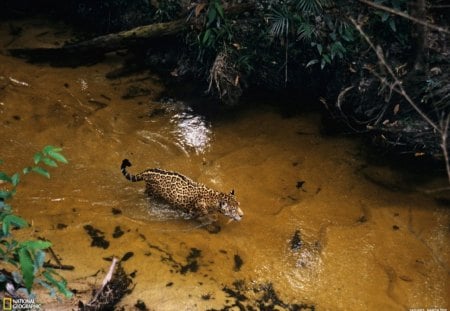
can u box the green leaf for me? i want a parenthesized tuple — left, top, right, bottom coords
(317, 44, 323, 55)
(207, 7, 217, 26)
(0, 172, 12, 183)
(43, 271, 73, 298)
(34, 250, 46, 270)
(47, 151, 68, 164)
(389, 19, 396, 32)
(11, 173, 20, 187)
(20, 240, 52, 250)
(214, 1, 224, 19)
(3, 214, 28, 236)
(18, 247, 35, 292)
(42, 157, 58, 167)
(32, 166, 50, 179)
(323, 54, 331, 64)
(202, 29, 212, 44)
(0, 189, 15, 200)
(43, 145, 62, 155)
(36, 279, 56, 297)
(23, 167, 32, 174)
(381, 12, 389, 22)
(305, 59, 318, 68)
(34, 152, 43, 165)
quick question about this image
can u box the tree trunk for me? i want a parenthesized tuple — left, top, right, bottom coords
(8, 19, 185, 62)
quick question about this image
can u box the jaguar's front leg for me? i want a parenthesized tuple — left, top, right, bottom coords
(195, 199, 220, 233)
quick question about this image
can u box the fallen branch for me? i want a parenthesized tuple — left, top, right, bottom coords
(9, 19, 185, 62)
(358, 0, 450, 35)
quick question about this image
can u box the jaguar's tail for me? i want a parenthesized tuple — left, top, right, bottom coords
(121, 159, 144, 182)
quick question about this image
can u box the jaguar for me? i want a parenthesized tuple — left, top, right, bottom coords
(121, 159, 243, 222)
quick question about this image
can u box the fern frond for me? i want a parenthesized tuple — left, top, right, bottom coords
(294, 0, 332, 13)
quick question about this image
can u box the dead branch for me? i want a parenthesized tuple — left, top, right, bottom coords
(87, 257, 118, 306)
(358, 0, 450, 35)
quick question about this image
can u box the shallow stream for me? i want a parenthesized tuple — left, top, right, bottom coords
(0, 19, 448, 310)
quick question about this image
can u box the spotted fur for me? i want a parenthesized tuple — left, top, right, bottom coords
(121, 159, 243, 221)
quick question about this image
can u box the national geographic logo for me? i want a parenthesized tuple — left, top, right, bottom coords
(2, 297, 41, 310)
(2, 298, 11, 311)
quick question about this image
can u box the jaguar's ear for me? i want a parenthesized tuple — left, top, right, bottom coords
(230, 189, 235, 196)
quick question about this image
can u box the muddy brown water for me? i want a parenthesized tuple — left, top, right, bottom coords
(0, 19, 449, 310)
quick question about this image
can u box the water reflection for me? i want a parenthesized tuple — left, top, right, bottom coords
(171, 112, 211, 154)
(170, 107, 212, 154)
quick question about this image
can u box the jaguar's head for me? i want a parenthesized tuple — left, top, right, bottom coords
(218, 190, 243, 222)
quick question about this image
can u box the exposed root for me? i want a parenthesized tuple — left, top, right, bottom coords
(207, 51, 242, 106)
(78, 258, 132, 311)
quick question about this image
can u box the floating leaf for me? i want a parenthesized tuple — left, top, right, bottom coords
(18, 247, 34, 292)
(32, 166, 50, 179)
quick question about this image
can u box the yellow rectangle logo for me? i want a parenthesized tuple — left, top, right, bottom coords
(3, 297, 12, 311)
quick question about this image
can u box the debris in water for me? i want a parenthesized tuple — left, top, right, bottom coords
(56, 223, 68, 229)
(233, 254, 243, 271)
(112, 208, 122, 215)
(134, 299, 149, 311)
(78, 258, 133, 311)
(180, 248, 202, 275)
(290, 230, 302, 251)
(121, 251, 134, 262)
(83, 224, 110, 249)
(213, 280, 315, 311)
(112, 226, 124, 238)
(296, 180, 306, 192)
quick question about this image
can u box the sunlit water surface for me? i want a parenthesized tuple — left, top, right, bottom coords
(0, 19, 448, 310)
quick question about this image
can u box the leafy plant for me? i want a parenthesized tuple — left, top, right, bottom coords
(153, 0, 181, 22)
(198, 0, 233, 57)
(0, 146, 72, 298)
